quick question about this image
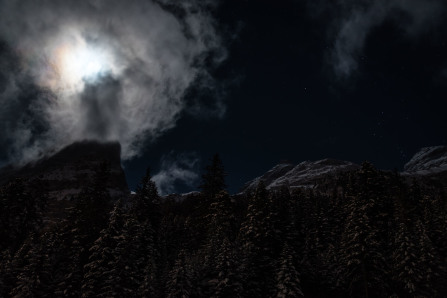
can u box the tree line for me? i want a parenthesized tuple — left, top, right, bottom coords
(0, 155, 446, 297)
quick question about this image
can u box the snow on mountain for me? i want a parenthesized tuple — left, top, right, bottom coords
(244, 163, 295, 190)
(243, 158, 359, 192)
(403, 146, 447, 175)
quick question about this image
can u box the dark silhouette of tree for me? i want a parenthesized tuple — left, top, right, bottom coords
(166, 250, 195, 298)
(210, 238, 243, 298)
(131, 207, 158, 297)
(9, 233, 54, 297)
(130, 168, 163, 296)
(392, 221, 423, 296)
(239, 182, 277, 296)
(54, 161, 113, 297)
(82, 200, 141, 297)
(0, 178, 47, 252)
(132, 167, 161, 227)
(199, 154, 227, 198)
(414, 219, 446, 296)
(199, 191, 243, 296)
(275, 243, 303, 297)
(337, 162, 389, 297)
(0, 250, 11, 296)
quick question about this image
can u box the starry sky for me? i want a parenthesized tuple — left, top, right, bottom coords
(1, 0, 447, 194)
(125, 0, 447, 193)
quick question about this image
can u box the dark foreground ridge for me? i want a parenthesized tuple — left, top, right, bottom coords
(0, 147, 447, 297)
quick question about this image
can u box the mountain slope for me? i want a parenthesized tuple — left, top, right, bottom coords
(403, 146, 447, 175)
(244, 146, 447, 193)
(400, 145, 447, 188)
(0, 140, 129, 199)
(243, 158, 359, 192)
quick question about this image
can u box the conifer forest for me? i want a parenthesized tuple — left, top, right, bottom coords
(1, 157, 447, 297)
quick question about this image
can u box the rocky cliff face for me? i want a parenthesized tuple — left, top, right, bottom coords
(401, 146, 447, 188)
(243, 158, 359, 192)
(243, 146, 447, 193)
(0, 140, 129, 199)
(403, 146, 447, 175)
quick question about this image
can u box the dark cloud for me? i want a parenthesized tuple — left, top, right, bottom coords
(0, 42, 53, 165)
(0, 0, 226, 164)
(309, 0, 447, 78)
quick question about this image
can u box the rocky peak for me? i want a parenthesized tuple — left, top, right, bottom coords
(243, 158, 359, 192)
(403, 146, 447, 174)
(0, 140, 129, 199)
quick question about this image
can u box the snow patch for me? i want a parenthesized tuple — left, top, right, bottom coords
(243, 158, 358, 191)
(403, 146, 447, 175)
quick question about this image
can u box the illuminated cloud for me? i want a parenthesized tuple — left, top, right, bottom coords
(152, 152, 200, 195)
(0, 0, 225, 164)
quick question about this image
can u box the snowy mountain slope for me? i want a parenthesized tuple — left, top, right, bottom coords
(244, 163, 295, 189)
(403, 146, 447, 175)
(243, 158, 359, 192)
(243, 146, 447, 193)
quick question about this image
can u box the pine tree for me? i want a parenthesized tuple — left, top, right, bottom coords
(392, 221, 422, 296)
(0, 250, 10, 296)
(131, 168, 161, 296)
(132, 215, 158, 297)
(275, 243, 303, 298)
(337, 163, 389, 297)
(166, 250, 194, 298)
(199, 154, 227, 198)
(199, 191, 243, 297)
(0, 178, 47, 252)
(139, 259, 158, 297)
(239, 182, 277, 296)
(82, 201, 139, 297)
(208, 191, 235, 238)
(9, 233, 54, 297)
(50, 162, 113, 297)
(50, 221, 87, 297)
(415, 220, 445, 296)
(132, 167, 161, 228)
(212, 238, 244, 298)
(188, 155, 229, 253)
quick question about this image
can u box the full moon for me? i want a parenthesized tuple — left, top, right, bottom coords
(60, 44, 103, 79)
(45, 32, 115, 94)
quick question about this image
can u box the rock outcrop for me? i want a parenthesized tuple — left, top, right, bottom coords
(0, 140, 129, 199)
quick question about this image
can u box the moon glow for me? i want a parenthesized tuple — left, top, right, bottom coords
(45, 32, 115, 94)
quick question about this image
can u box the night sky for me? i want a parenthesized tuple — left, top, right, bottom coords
(1, 0, 447, 194)
(125, 0, 447, 194)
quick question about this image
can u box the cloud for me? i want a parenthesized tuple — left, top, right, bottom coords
(315, 0, 446, 78)
(0, 0, 226, 164)
(152, 152, 200, 195)
(0, 43, 53, 163)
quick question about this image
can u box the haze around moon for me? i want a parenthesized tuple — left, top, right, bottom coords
(0, 0, 225, 164)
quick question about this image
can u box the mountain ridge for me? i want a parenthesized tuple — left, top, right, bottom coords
(2, 143, 447, 197)
(242, 158, 359, 192)
(403, 145, 447, 174)
(243, 146, 447, 193)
